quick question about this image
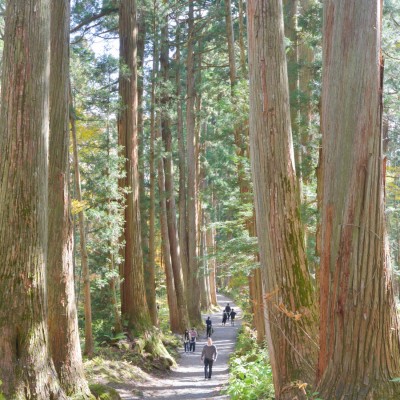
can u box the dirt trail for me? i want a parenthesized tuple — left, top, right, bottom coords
(113, 293, 241, 400)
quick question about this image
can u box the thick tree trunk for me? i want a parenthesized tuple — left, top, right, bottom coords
(0, 1, 66, 398)
(48, 0, 90, 396)
(160, 17, 189, 332)
(70, 98, 95, 358)
(118, 0, 151, 332)
(247, 0, 319, 397)
(186, 0, 202, 326)
(317, 1, 400, 398)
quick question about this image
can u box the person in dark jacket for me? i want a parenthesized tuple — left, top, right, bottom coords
(206, 316, 213, 337)
(222, 311, 228, 326)
(201, 337, 218, 379)
(224, 303, 231, 320)
(230, 308, 236, 326)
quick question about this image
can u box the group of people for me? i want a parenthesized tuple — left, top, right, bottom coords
(183, 326, 217, 379)
(222, 303, 236, 326)
(183, 327, 198, 352)
(181, 303, 237, 380)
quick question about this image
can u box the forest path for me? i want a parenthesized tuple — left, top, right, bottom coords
(113, 293, 241, 399)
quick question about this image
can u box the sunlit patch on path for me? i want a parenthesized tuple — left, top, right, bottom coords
(113, 293, 241, 400)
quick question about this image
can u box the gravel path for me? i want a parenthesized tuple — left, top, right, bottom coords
(114, 293, 241, 400)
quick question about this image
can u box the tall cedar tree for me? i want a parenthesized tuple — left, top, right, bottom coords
(48, 0, 90, 395)
(118, 0, 151, 330)
(317, 1, 400, 398)
(160, 15, 189, 332)
(0, 0, 66, 398)
(186, 0, 202, 325)
(247, 0, 319, 397)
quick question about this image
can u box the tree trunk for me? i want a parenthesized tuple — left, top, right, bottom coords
(118, 0, 151, 332)
(186, 0, 202, 326)
(283, 0, 301, 193)
(48, 0, 90, 395)
(0, 1, 66, 397)
(160, 17, 189, 332)
(205, 212, 218, 306)
(176, 23, 190, 295)
(138, 9, 157, 326)
(147, 1, 159, 327)
(158, 127, 180, 333)
(70, 95, 95, 358)
(317, 1, 400, 398)
(298, 0, 314, 188)
(238, 0, 247, 77)
(247, 0, 319, 397)
(224, 0, 236, 93)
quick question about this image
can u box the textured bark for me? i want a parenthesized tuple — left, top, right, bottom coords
(0, 1, 66, 398)
(48, 0, 90, 395)
(247, 0, 319, 397)
(249, 268, 266, 344)
(118, 0, 151, 332)
(317, 1, 400, 398)
(70, 96, 94, 358)
(176, 24, 190, 292)
(160, 18, 189, 332)
(186, 0, 202, 326)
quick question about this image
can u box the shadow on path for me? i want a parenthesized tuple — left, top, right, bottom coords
(112, 293, 241, 400)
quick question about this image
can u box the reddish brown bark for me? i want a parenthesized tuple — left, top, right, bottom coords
(48, 0, 90, 395)
(186, 0, 202, 326)
(317, 1, 400, 398)
(118, 0, 151, 331)
(247, 0, 319, 396)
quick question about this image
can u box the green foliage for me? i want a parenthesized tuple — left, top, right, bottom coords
(89, 384, 121, 400)
(0, 379, 5, 400)
(224, 327, 274, 400)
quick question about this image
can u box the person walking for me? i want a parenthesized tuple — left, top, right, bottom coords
(189, 327, 197, 352)
(230, 308, 236, 326)
(183, 328, 190, 352)
(224, 303, 231, 321)
(205, 316, 213, 337)
(201, 337, 218, 380)
(222, 311, 228, 326)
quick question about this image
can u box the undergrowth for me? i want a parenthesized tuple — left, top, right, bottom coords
(224, 325, 275, 400)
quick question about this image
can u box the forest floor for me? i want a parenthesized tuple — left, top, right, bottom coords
(108, 293, 241, 400)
